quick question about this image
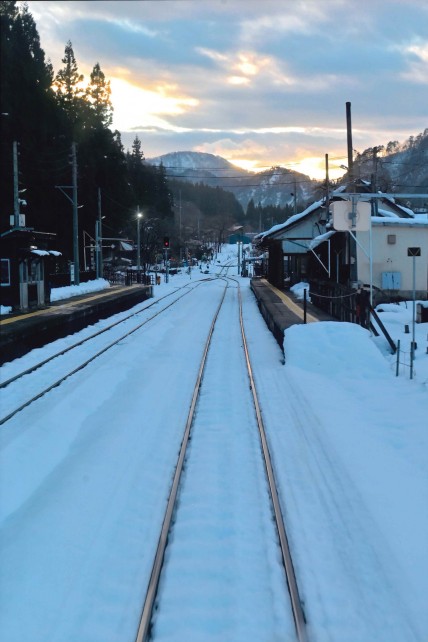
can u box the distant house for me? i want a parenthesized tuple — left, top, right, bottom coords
(228, 224, 252, 245)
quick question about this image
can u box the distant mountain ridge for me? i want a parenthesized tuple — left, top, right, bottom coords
(147, 151, 316, 209)
(148, 130, 428, 212)
(148, 151, 243, 176)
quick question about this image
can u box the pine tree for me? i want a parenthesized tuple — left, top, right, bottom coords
(0, 1, 61, 233)
(131, 135, 144, 162)
(53, 40, 86, 134)
(86, 62, 113, 129)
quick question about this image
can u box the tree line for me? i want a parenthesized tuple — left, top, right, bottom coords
(0, 1, 173, 269)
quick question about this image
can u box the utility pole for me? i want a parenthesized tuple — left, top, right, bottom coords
(371, 147, 379, 216)
(346, 102, 357, 284)
(346, 102, 354, 185)
(293, 178, 297, 215)
(71, 142, 80, 285)
(13, 141, 21, 227)
(325, 153, 330, 223)
(96, 187, 103, 279)
(55, 142, 80, 285)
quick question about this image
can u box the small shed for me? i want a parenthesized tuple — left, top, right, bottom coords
(1, 227, 60, 311)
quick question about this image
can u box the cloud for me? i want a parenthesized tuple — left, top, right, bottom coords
(27, 0, 428, 179)
(110, 78, 199, 132)
(398, 42, 428, 83)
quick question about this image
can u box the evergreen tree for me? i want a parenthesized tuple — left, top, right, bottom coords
(131, 135, 144, 162)
(86, 62, 113, 129)
(53, 40, 86, 135)
(0, 4, 195, 262)
(0, 0, 61, 233)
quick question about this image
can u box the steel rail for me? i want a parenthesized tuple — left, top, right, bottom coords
(134, 280, 229, 642)
(237, 281, 309, 642)
(135, 276, 307, 641)
(0, 281, 207, 390)
(0, 281, 210, 427)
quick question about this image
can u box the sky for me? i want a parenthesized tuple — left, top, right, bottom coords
(26, 0, 428, 179)
(1, 246, 427, 641)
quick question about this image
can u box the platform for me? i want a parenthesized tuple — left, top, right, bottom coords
(0, 284, 152, 365)
(250, 278, 336, 349)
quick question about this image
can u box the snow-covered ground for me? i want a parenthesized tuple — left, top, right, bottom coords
(0, 246, 427, 642)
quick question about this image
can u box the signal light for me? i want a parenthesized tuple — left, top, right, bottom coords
(163, 236, 170, 248)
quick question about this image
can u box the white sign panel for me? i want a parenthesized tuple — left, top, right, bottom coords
(331, 201, 371, 231)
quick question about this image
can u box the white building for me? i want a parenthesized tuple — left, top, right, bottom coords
(357, 217, 428, 297)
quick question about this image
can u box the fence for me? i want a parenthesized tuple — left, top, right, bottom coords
(102, 268, 154, 286)
(308, 279, 357, 322)
(308, 279, 397, 353)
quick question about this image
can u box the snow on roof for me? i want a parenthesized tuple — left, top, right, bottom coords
(371, 216, 428, 226)
(30, 249, 62, 256)
(260, 199, 324, 240)
(377, 208, 401, 218)
(258, 192, 419, 243)
(308, 230, 336, 250)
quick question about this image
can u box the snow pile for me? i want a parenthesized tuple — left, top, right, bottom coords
(290, 281, 310, 300)
(50, 278, 110, 302)
(280, 320, 428, 640)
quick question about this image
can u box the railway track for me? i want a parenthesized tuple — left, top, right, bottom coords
(135, 276, 308, 642)
(0, 280, 210, 426)
(1, 273, 307, 641)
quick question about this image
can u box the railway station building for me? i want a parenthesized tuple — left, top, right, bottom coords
(255, 188, 428, 318)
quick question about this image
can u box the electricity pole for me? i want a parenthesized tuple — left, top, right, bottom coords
(13, 141, 21, 227)
(96, 187, 103, 279)
(346, 101, 357, 284)
(55, 142, 80, 285)
(71, 142, 80, 285)
(325, 153, 330, 221)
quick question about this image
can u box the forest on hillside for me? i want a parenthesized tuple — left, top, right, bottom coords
(0, 1, 176, 266)
(343, 130, 428, 200)
(0, 1, 248, 266)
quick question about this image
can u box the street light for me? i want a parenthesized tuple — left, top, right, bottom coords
(137, 211, 143, 275)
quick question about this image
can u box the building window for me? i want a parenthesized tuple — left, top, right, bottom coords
(387, 234, 396, 245)
(1, 259, 11, 286)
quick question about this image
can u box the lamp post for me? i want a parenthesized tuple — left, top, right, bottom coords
(137, 211, 142, 279)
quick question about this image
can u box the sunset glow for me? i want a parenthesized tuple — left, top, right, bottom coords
(110, 78, 199, 132)
(29, 0, 428, 181)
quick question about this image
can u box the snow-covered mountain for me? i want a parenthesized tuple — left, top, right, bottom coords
(147, 151, 317, 209)
(148, 151, 242, 177)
